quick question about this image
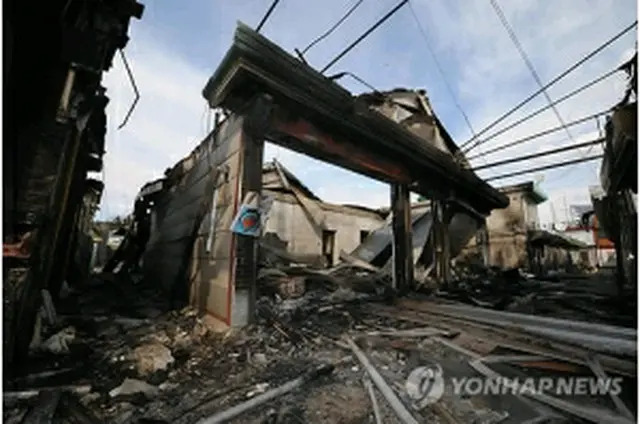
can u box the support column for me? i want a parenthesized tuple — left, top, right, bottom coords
(433, 200, 452, 288)
(390, 183, 412, 291)
(233, 96, 269, 325)
(476, 223, 490, 267)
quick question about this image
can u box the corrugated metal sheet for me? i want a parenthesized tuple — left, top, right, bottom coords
(350, 208, 479, 268)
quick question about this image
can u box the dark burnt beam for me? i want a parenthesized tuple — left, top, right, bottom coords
(268, 109, 412, 185)
(49, 146, 89, 299)
(390, 184, 412, 290)
(432, 199, 452, 287)
(202, 23, 508, 215)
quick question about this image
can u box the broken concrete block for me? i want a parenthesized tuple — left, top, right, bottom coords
(252, 353, 268, 364)
(133, 343, 174, 376)
(191, 318, 209, 341)
(40, 327, 76, 355)
(278, 276, 306, 299)
(80, 392, 100, 406)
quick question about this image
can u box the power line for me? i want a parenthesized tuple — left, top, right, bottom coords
(465, 66, 619, 155)
(460, 20, 638, 152)
(320, 0, 409, 73)
(256, 0, 281, 33)
(489, 0, 574, 145)
(407, 0, 477, 140)
(548, 135, 602, 181)
(467, 109, 609, 161)
(300, 0, 365, 56)
(473, 138, 603, 171)
(328, 71, 380, 92)
(485, 154, 603, 182)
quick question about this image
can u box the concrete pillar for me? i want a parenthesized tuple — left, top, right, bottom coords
(390, 183, 413, 290)
(233, 96, 269, 326)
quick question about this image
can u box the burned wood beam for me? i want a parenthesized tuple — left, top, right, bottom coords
(3, 385, 92, 401)
(18, 390, 62, 424)
(363, 375, 383, 424)
(196, 363, 335, 424)
(586, 355, 635, 421)
(390, 184, 412, 290)
(346, 337, 420, 424)
(432, 200, 452, 287)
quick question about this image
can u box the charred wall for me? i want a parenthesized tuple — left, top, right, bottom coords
(143, 115, 245, 323)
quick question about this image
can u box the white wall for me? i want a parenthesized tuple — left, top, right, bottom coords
(264, 196, 384, 265)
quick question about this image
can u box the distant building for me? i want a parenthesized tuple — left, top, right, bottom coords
(462, 181, 587, 271)
(469, 181, 547, 269)
(559, 203, 616, 269)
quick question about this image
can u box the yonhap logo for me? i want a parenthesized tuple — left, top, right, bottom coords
(405, 364, 445, 408)
(405, 361, 625, 410)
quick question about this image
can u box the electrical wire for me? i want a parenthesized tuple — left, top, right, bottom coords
(465, 66, 620, 155)
(300, 0, 365, 56)
(484, 154, 603, 182)
(472, 138, 603, 171)
(467, 109, 609, 161)
(407, 0, 477, 141)
(489, 0, 574, 144)
(320, 0, 409, 73)
(549, 137, 600, 181)
(551, 115, 608, 181)
(256, 0, 281, 33)
(460, 20, 638, 152)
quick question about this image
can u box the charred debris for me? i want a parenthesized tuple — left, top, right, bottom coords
(4, 17, 638, 424)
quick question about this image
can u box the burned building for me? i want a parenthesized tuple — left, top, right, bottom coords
(458, 181, 588, 272)
(476, 181, 547, 269)
(3, 0, 144, 369)
(593, 51, 638, 294)
(131, 156, 386, 286)
(117, 22, 508, 330)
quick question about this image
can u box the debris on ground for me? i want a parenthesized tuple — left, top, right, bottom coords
(109, 378, 160, 398)
(4, 256, 637, 424)
(436, 263, 637, 327)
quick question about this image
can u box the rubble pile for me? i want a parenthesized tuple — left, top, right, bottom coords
(440, 264, 637, 327)
(4, 254, 637, 423)
(2, 263, 399, 424)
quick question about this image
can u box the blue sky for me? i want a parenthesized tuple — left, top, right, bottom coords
(100, 0, 637, 224)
